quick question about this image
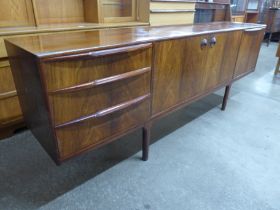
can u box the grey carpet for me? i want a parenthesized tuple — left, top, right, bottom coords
(0, 42, 279, 210)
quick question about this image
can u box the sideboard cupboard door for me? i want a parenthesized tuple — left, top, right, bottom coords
(152, 38, 192, 116)
(180, 33, 228, 98)
(234, 28, 265, 79)
(152, 32, 240, 116)
(204, 31, 242, 88)
(217, 31, 242, 84)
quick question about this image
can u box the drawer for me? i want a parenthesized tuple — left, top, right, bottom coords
(0, 38, 7, 58)
(0, 96, 22, 125)
(42, 43, 153, 159)
(56, 98, 150, 159)
(150, 12, 195, 26)
(41, 43, 152, 92)
(0, 59, 16, 93)
(48, 68, 151, 125)
(150, 1, 195, 10)
(0, 59, 23, 126)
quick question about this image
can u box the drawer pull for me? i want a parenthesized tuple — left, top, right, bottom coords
(55, 94, 150, 129)
(44, 43, 152, 62)
(49, 67, 151, 94)
(200, 38, 208, 49)
(209, 36, 217, 47)
(0, 90, 17, 100)
(244, 28, 265, 32)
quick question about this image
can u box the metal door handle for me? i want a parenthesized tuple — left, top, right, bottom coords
(201, 38, 208, 49)
(209, 36, 217, 47)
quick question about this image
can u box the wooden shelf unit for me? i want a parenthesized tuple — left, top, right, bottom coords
(0, 0, 149, 30)
(149, 0, 196, 26)
(0, 0, 36, 28)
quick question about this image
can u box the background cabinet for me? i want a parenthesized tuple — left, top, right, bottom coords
(101, 0, 137, 23)
(230, 0, 261, 23)
(149, 0, 196, 26)
(0, 0, 150, 139)
(0, 60, 23, 138)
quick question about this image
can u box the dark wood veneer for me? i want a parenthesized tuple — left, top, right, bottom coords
(55, 94, 151, 129)
(5, 22, 265, 164)
(49, 67, 151, 94)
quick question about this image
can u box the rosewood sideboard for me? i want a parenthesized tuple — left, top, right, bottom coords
(5, 22, 265, 164)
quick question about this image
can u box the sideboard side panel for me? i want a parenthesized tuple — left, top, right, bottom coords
(5, 41, 59, 163)
(234, 29, 265, 79)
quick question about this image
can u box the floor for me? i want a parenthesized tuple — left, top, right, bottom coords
(0, 42, 280, 210)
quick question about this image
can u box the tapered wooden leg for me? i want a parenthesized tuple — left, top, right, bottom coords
(142, 124, 151, 161)
(274, 58, 280, 75)
(267, 33, 272, 47)
(221, 85, 231, 111)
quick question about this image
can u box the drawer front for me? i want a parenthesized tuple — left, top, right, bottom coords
(56, 98, 150, 159)
(150, 13, 194, 26)
(0, 60, 23, 126)
(48, 70, 151, 125)
(41, 44, 152, 159)
(150, 2, 195, 10)
(0, 38, 7, 58)
(232, 16, 245, 22)
(0, 60, 16, 93)
(0, 96, 22, 125)
(42, 43, 152, 92)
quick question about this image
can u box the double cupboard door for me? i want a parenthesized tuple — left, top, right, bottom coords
(152, 31, 242, 116)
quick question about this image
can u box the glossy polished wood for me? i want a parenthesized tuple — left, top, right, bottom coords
(0, 0, 151, 139)
(234, 27, 264, 79)
(6, 22, 265, 58)
(152, 30, 242, 116)
(5, 22, 265, 163)
(49, 67, 151, 94)
(5, 43, 58, 162)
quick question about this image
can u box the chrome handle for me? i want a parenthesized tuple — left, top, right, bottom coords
(209, 36, 217, 47)
(201, 38, 208, 49)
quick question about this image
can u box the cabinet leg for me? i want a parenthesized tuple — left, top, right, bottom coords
(142, 124, 151, 161)
(267, 33, 272, 47)
(221, 85, 231, 111)
(274, 58, 280, 75)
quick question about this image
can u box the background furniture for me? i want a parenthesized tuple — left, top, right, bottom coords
(275, 42, 280, 74)
(245, 0, 260, 22)
(0, 0, 150, 139)
(149, 0, 196, 26)
(257, 0, 280, 45)
(6, 22, 265, 164)
(264, 8, 280, 45)
(231, 0, 247, 21)
(230, 0, 260, 22)
(194, 1, 232, 23)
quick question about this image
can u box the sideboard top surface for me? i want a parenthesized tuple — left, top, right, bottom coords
(6, 22, 265, 58)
